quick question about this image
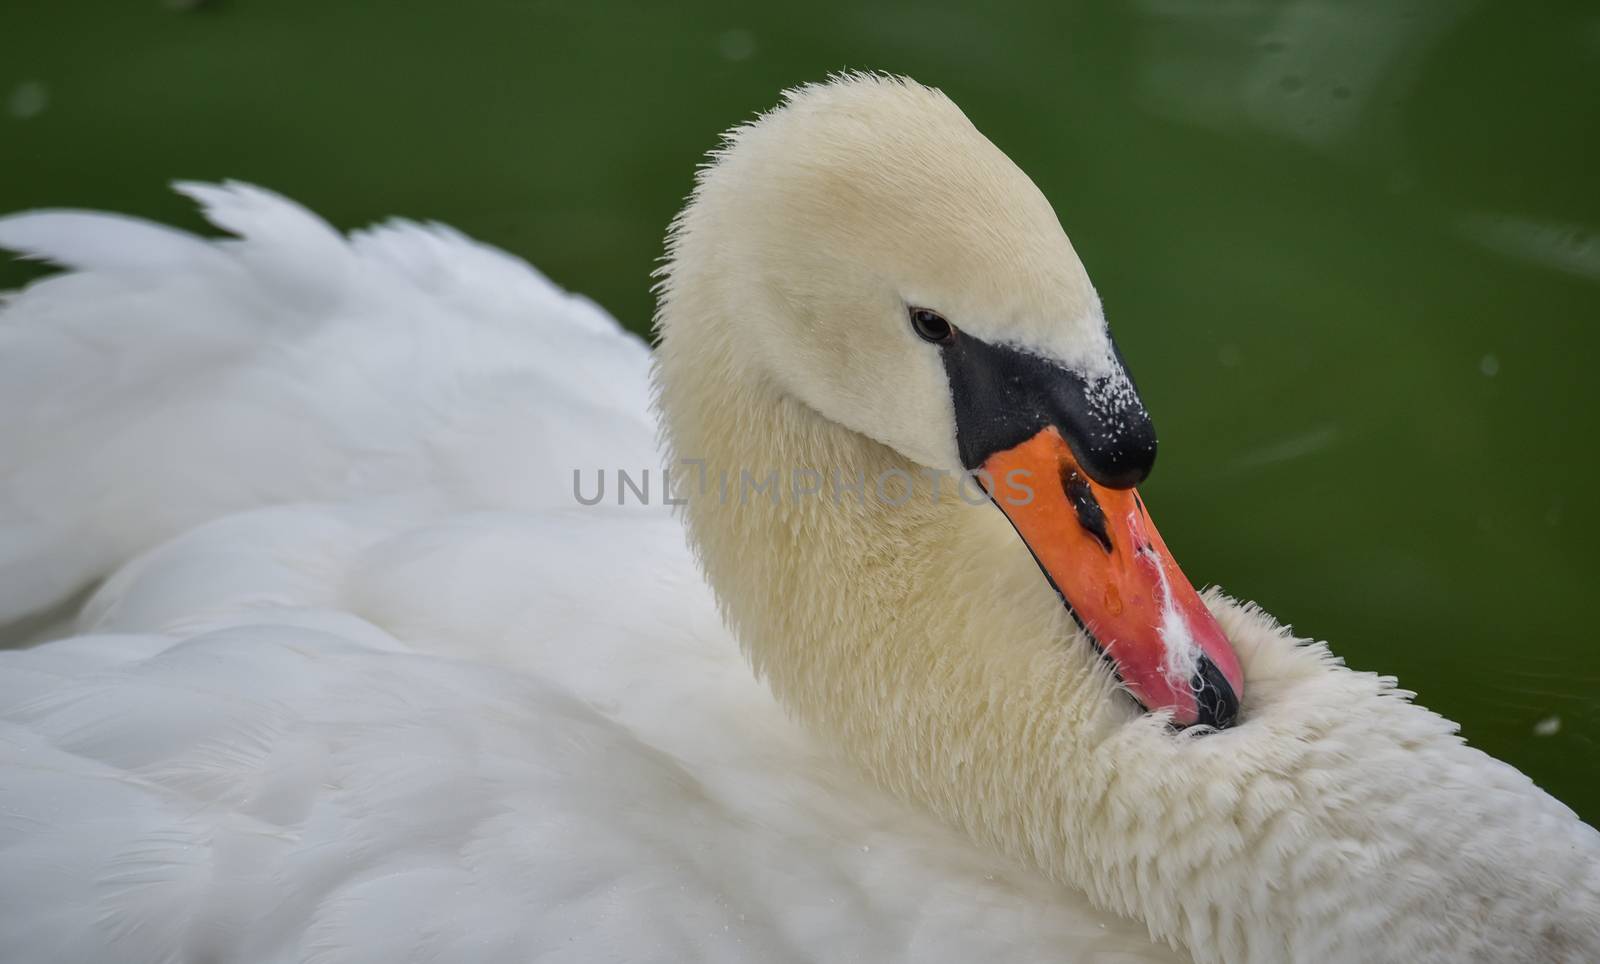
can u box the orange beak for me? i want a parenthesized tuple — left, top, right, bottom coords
(982, 426, 1243, 727)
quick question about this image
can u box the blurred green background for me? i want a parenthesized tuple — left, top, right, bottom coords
(2, 1, 1597, 820)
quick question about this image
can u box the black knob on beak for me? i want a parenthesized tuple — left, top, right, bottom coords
(941, 330, 1156, 488)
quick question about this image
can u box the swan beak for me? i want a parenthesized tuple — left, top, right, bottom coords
(981, 426, 1244, 727)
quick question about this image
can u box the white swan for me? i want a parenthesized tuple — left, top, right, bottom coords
(0, 74, 1595, 964)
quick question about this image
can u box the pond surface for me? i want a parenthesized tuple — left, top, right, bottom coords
(3, 0, 1597, 820)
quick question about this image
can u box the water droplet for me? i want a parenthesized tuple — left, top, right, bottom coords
(1479, 353, 1500, 377)
(718, 28, 756, 62)
(1533, 715, 1561, 737)
(7, 80, 48, 120)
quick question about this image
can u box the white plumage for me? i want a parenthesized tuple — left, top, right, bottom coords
(2, 75, 1597, 964)
(0, 182, 1178, 963)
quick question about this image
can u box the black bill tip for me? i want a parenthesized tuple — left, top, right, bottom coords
(1189, 654, 1241, 729)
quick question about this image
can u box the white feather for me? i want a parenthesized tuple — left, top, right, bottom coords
(0, 183, 655, 625)
(2, 78, 1595, 964)
(1, 182, 1178, 963)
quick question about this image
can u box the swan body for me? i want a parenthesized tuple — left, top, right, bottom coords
(2, 75, 1597, 963)
(0, 181, 1177, 964)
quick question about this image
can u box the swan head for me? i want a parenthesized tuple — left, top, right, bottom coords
(667, 73, 1244, 727)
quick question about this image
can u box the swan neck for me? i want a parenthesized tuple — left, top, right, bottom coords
(653, 255, 1119, 867)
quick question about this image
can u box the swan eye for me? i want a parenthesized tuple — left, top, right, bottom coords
(910, 308, 954, 344)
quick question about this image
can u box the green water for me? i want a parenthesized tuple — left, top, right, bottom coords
(3, 1, 1597, 821)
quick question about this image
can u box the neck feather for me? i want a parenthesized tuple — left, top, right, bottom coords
(652, 236, 1600, 964)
